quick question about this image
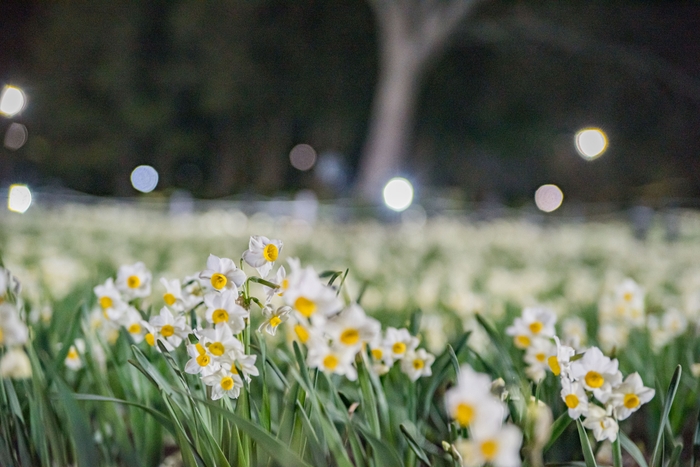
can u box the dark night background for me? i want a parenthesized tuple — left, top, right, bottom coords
(1, 1, 699, 207)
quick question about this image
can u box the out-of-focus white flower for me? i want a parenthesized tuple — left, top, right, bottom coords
(121, 307, 146, 344)
(160, 278, 186, 312)
(527, 397, 553, 450)
(506, 307, 557, 349)
(560, 378, 589, 419)
(203, 290, 248, 334)
(523, 338, 555, 382)
(456, 422, 523, 467)
(0, 347, 31, 379)
(400, 348, 435, 381)
(610, 372, 654, 420)
(243, 236, 283, 278)
(284, 266, 342, 324)
(263, 266, 286, 304)
(445, 365, 507, 429)
(202, 368, 243, 400)
(383, 327, 419, 361)
(94, 278, 127, 321)
(582, 405, 618, 442)
(547, 336, 576, 378)
(597, 322, 629, 354)
(421, 314, 448, 354)
(307, 341, 357, 380)
(65, 339, 85, 371)
(148, 307, 189, 350)
(561, 316, 587, 350)
(0, 303, 28, 347)
(181, 274, 207, 309)
(199, 254, 247, 294)
(324, 304, 380, 352)
(612, 279, 645, 326)
(569, 347, 621, 403)
(258, 305, 292, 336)
(116, 262, 152, 300)
(692, 363, 700, 378)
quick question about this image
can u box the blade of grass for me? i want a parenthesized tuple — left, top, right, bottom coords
(400, 422, 432, 466)
(612, 436, 623, 467)
(651, 365, 682, 467)
(619, 431, 649, 467)
(575, 419, 597, 467)
(545, 412, 573, 453)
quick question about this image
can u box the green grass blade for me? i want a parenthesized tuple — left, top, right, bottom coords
(575, 419, 597, 467)
(400, 423, 431, 466)
(545, 412, 573, 452)
(72, 393, 176, 435)
(612, 436, 623, 467)
(651, 365, 682, 467)
(54, 378, 101, 467)
(619, 431, 649, 467)
(692, 409, 700, 467)
(360, 426, 404, 467)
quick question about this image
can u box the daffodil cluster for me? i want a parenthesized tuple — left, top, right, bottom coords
(445, 364, 522, 467)
(597, 278, 646, 352)
(505, 307, 558, 382)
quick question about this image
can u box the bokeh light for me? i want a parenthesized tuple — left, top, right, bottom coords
(7, 185, 32, 213)
(130, 165, 159, 193)
(0, 86, 26, 117)
(535, 184, 564, 212)
(383, 177, 414, 212)
(4, 123, 28, 150)
(289, 144, 317, 171)
(575, 128, 607, 160)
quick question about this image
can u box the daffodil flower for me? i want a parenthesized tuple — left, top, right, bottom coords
(506, 307, 557, 349)
(202, 368, 243, 400)
(400, 348, 435, 381)
(203, 290, 248, 333)
(199, 254, 246, 293)
(258, 305, 292, 336)
(582, 405, 618, 442)
(242, 236, 283, 278)
(148, 307, 189, 350)
(569, 346, 622, 403)
(116, 262, 152, 300)
(184, 342, 219, 376)
(307, 341, 357, 381)
(93, 278, 127, 321)
(324, 304, 380, 351)
(610, 372, 654, 420)
(560, 377, 589, 419)
(456, 422, 523, 467)
(383, 327, 419, 361)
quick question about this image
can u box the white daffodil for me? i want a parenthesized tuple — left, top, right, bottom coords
(284, 266, 343, 324)
(610, 372, 655, 420)
(65, 339, 85, 371)
(307, 341, 357, 381)
(560, 377, 589, 419)
(324, 304, 380, 351)
(506, 307, 557, 349)
(242, 236, 283, 278)
(198, 323, 245, 362)
(203, 290, 248, 334)
(258, 305, 292, 336)
(120, 307, 146, 344)
(547, 336, 576, 378)
(597, 322, 629, 354)
(0, 267, 21, 300)
(368, 331, 395, 369)
(184, 342, 219, 376)
(0, 347, 31, 379)
(160, 278, 186, 312)
(148, 307, 189, 350)
(220, 353, 259, 383)
(445, 365, 507, 429)
(569, 346, 622, 403)
(582, 405, 618, 442)
(0, 303, 28, 347)
(400, 348, 435, 381)
(523, 337, 555, 382)
(199, 254, 247, 293)
(612, 278, 645, 326)
(116, 262, 152, 300)
(181, 274, 207, 309)
(383, 327, 419, 361)
(93, 278, 127, 321)
(202, 368, 244, 400)
(456, 423, 523, 467)
(265, 266, 287, 302)
(561, 316, 587, 350)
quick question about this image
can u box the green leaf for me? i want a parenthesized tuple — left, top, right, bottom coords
(691, 409, 700, 467)
(72, 393, 176, 436)
(620, 431, 649, 467)
(360, 427, 404, 467)
(545, 412, 573, 453)
(54, 378, 100, 467)
(651, 365, 682, 467)
(400, 422, 431, 466)
(612, 436, 623, 467)
(668, 443, 683, 467)
(576, 419, 597, 467)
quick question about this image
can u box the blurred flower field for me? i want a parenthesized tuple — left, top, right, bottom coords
(0, 203, 699, 466)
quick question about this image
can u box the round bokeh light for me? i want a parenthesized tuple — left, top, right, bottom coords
(535, 184, 564, 213)
(130, 165, 159, 193)
(7, 184, 32, 213)
(575, 128, 607, 160)
(289, 144, 317, 171)
(383, 177, 414, 212)
(0, 86, 26, 117)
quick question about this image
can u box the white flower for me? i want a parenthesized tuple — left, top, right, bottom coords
(0, 347, 32, 379)
(258, 305, 292, 336)
(93, 278, 127, 321)
(149, 307, 189, 350)
(202, 368, 243, 400)
(0, 303, 28, 347)
(383, 327, 419, 361)
(547, 336, 576, 378)
(219, 353, 259, 383)
(506, 307, 557, 349)
(198, 323, 245, 362)
(242, 236, 283, 278)
(569, 347, 622, 403)
(445, 365, 507, 429)
(523, 337, 555, 382)
(65, 339, 85, 371)
(203, 290, 248, 334)
(120, 307, 146, 344)
(199, 254, 247, 293)
(400, 348, 435, 381)
(612, 279, 645, 326)
(181, 274, 207, 309)
(184, 342, 219, 376)
(597, 322, 629, 353)
(324, 304, 380, 351)
(610, 372, 655, 420)
(263, 266, 286, 304)
(307, 341, 357, 380)
(561, 316, 587, 350)
(160, 278, 186, 312)
(582, 405, 618, 442)
(456, 423, 523, 467)
(116, 262, 152, 300)
(284, 266, 343, 324)
(560, 378, 589, 419)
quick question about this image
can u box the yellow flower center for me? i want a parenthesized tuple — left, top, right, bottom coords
(0, 328, 4, 344)
(212, 308, 229, 324)
(145, 333, 155, 346)
(454, 403, 474, 426)
(99, 296, 113, 309)
(564, 394, 579, 409)
(392, 342, 407, 355)
(220, 376, 234, 391)
(163, 293, 176, 306)
(548, 355, 561, 375)
(515, 335, 531, 348)
(371, 348, 383, 360)
(128, 323, 141, 334)
(209, 342, 225, 356)
(263, 243, 279, 262)
(195, 343, 206, 354)
(623, 393, 640, 409)
(294, 297, 316, 318)
(281, 278, 289, 290)
(270, 315, 282, 327)
(196, 354, 210, 367)
(230, 363, 239, 374)
(340, 329, 360, 346)
(127, 275, 141, 289)
(529, 321, 544, 334)
(535, 352, 546, 362)
(294, 324, 309, 343)
(161, 324, 175, 338)
(210, 273, 227, 290)
(585, 371, 604, 388)
(413, 359, 424, 370)
(623, 291, 633, 302)
(67, 348, 79, 360)
(323, 354, 339, 370)
(480, 440, 498, 460)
